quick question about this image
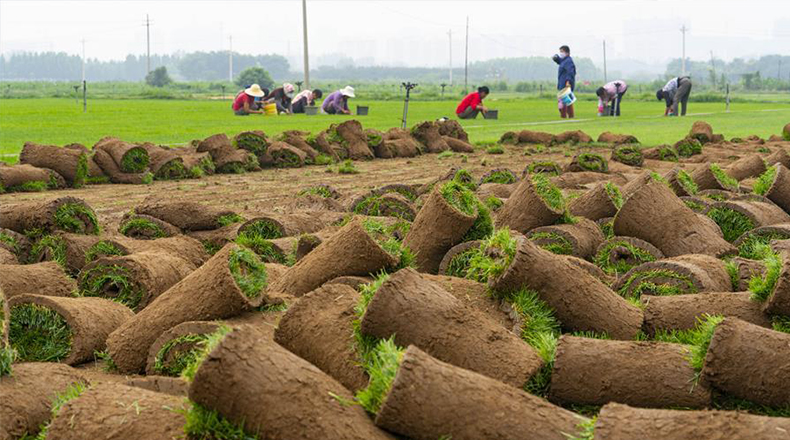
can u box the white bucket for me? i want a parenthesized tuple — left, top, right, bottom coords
(557, 87, 577, 106)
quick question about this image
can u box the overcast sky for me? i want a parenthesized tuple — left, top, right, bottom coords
(1, 0, 789, 69)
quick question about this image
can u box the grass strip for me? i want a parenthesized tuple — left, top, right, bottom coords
(593, 239, 658, 276)
(180, 325, 232, 382)
(182, 402, 258, 440)
(710, 163, 740, 192)
(217, 213, 244, 227)
(84, 240, 124, 264)
(604, 182, 623, 210)
(355, 336, 404, 415)
(753, 165, 778, 196)
(481, 169, 517, 185)
(439, 180, 477, 216)
(466, 229, 518, 283)
(361, 219, 415, 270)
(154, 333, 211, 377)
(749, 245, 782, 302)
(617, 269, 697, 301)
(119, 147, 150, 173)
(677, 169, 699, 195)
(532, 174, 565, 212)
(529, 231, 573, 255)
(9, 303, 73, 362)
(228, 247, 268, 299)
(707, 207, 754, 242)
(241, 219, 282, 240)
(34, 381, 90, 440)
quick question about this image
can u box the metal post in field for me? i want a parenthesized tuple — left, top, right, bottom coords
(81, 39, 87, 112)
(726, 83, 730, 112)
(229, 35, 233, 82)
(680, 25, 687, 76)
(448, 29, 453, 85)
(602, 40, 607, 83)
(146, 14, 151, 74)
(302, 0, 310, 89)
(464, 16, 469, 93)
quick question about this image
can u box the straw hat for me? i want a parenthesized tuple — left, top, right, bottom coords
(340, 86, 356, 98)
(245, 84, 266, 98)
(283, 83, 295, 98)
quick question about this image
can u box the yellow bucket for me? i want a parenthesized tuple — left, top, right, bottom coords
(264, 103, 277, 115)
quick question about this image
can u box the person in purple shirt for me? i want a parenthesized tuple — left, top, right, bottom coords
(321, 86, 355, 115)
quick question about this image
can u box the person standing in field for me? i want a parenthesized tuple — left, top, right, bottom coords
(232, 84, 266, 115)
(657, 76, 692, 116)
(321, 86, 355, 115)
(455, 86, 490, 119)
(291, 89, 323, 113)
(597, 80, 628, 116)
(553, 45, 576, 119)
(265, 83, 296, 114)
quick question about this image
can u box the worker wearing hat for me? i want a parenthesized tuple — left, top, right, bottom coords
(232, 84, 266, 115)
(321, 86, 355, 115)
(265, 83, 297, 114)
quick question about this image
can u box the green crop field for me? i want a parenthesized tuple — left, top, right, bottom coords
(1, 96, 789, 162)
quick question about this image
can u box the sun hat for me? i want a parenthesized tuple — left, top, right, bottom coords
(340, 86, 356, 98)
(283, 83, 295, 98)
(245, 84, 266, 98)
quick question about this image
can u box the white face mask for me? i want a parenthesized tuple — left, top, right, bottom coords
(559, 52, 568, 59)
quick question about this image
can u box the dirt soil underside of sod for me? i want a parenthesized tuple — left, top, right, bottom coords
(0, 141, 770, 233)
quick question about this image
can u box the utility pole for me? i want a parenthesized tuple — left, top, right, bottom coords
(146, 14, 151, 73)
(779, 58, 782, 80)
(448, 29, 453, 85)
(81, 39, 86, 112)
(603, 40, 607, 84)
(301, 0, 310, 89)
(229, 35, 233, 82)
(464, 16, 469, 92)
(680, 25, 687, 76)
(710, 50, 716, 87)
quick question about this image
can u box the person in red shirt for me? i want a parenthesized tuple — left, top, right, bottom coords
(456, 86, 490, 119)
(232, 84, 266, 115)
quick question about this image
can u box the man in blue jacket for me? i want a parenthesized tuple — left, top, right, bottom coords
(553, 45, 576, 118)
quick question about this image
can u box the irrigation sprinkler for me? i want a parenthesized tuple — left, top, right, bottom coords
(440, 83, 447, 97)
(401, 82, 418, 129)
(295, 81, 304, 92)
(73, 85, 81, 105)
(220, 85, 226, 100)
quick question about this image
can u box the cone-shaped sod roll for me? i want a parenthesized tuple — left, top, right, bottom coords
(85, 235, 209, 268)
(566, 152, 609, 173)
(274, 283, 369, 392)
(613, 254, 732, 301)
(94, 137, 150, 173)
(527, 217, 605, 259)
(411, 121, 450, 153)
(271, 218, 400, 296)
(8, 294, 133, 365)
(133, 197, 237, 231)
(403, 182, 477, 273)
(422, 273, 518, 330)
(90, 147, 151, 184)
(621, 170, 667, 200)
(707, 199, 790, 243)
(755, 164, 790, 214)
(702, 317, 790, 406)
(642, 292, 771, 335)
(0, 197, 99, 236)
(106, 244, 271, 373)
(726, 154, 767, 181)
(568, 182, 623, 221)
(188, 326, 392, 440)
(767, 148, 790, 168)
(0, 363, 86, 440)
(594, 236, 664, 276)
(0, 227, 31, 263)
(549, 335, 711, 408)
(19, 142, 88, 188)
(45, 382, 187, 440)
(691, 163, 740, 192)
(593, 402, 790, 440)
(0, 261, 76, 300)
(0, 164, 65, 192)
(118, 213, 180, 239)
(665, 167, 698, 197)
(437, 240, 481, 277)
(613, 180, 735, 257)
(361, 268, 543, 387)
(762, 255, 790, 315)
(495, 174, 565, 233)
(145, 321, 222, 376)
(611, 145, 644, 167)
(79, 250, 196, 311)
(642, 144, 679, 162)
(375, 345, 583, 440)
(239, 211, 344, 239)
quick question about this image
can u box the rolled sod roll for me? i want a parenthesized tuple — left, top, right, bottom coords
(133, 197, 237, 232)
(437, 240, 481, 277)
(422, 273, 518, 330)
(664, 167, 698, 197)
(84, 234, 209, 268)
(0, 227, 32, 263)
(490, 239, 643, 340)
(527, 217, 605, 259)
(125, 376, 188, 396)
(106, 244, 272, 373)
(0, 363, 87, 440)
(335, 120, 375, 160)
(361, 268, 543, 387)
(403, 185, 476, 273)
(189, 326, 392, 440)
(620, 170, 663, 200)
(762, 257, 790, 315)
(642, 144, 679, 162)
(613, 254, 732, 300)
(476, 182, 514, 200)
(274, 283, 368, 392)
(0, 197, 99, 236)
(767, 148, 790, 168)
(350, 192, 416, 221)
(478, 168, 518, 186)
(411, 121, 450, 153)
(565, 152, 609, 173)
(280, 131, 321, 160)
(726, 154, 767, 181)
(593, 402, 790, 440)
(691, 163, 740, 192)
(613, 180, 736, 257)
(94, 137, 150, 173)
(187, 223, 241, 253)
(702, 317, 790, 406)
(708, 199, 790, 243)
(19, 142, 88, 188)
(443, 136, 474, 153)
(79, 250, 197, 311)
(268, 141, 307, 168)
(0, 261, 76, 300)
(0, 164, 65, 193)
(495, 174, 565, 234)
(8, 294, 133, 365)
(45, 382, 187, 440)
(549, 335, 711, 408)
(757, 163, 790, 214)
(145, 320, 222, 376)
(233, 130, 268, 155)
(437, 119, 470, 142)
(611, 145, 644, 167)
(729, 256, 767, 291)
(239, 211, 345, 239)
(642, 292, 771, 335)
(138, 142, 186, 179)
(376, 345, 583, 440)
(27, 232, 103, 275)
(594, 236, 664, 277)
(0, 248, 16, 264)
(271, 219, 399, 296)
(564, 254, 616, 286)
(568, 182, 623, 221)
(214, 146, 258, 173)
(118, 213, 180, 239)
(91, 145, 151, 185)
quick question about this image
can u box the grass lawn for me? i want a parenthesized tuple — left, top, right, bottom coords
(1, 96, 789, 162)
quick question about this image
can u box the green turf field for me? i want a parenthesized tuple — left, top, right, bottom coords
(1, 96, 789, 162)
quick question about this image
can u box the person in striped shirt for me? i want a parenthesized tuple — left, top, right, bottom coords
(596, 80, 628, 116)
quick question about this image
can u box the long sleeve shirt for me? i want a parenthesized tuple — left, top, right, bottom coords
(598, 80, 628, 112)
(456, 92, 482, 114)
(661, 76, 689, 108)
(321, 90, 348, 113)
(555, 56, 576, 91)
(291, 90, 313, 113)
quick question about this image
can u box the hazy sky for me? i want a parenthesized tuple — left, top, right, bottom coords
(1, 0, 789, 69)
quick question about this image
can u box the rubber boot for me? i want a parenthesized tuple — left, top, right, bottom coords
(566, 104, 575, 119)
